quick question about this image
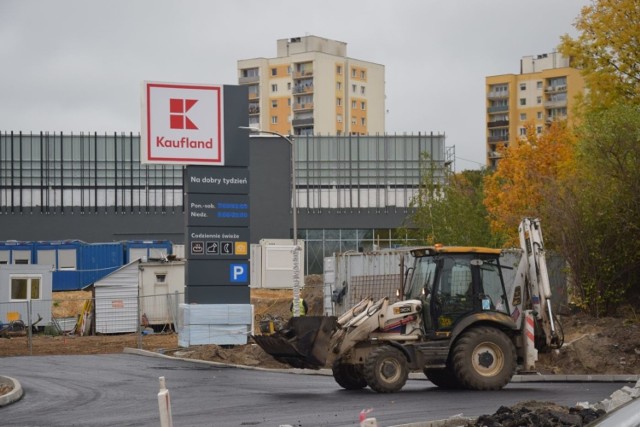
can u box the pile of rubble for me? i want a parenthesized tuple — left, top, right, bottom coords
(461, 379, 640, 427)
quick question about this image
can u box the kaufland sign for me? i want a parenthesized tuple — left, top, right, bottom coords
(141, 81, 225, 165)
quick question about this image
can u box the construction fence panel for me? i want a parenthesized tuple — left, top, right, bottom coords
(0, 292, 182, 356)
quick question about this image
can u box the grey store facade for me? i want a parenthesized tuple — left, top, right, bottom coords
(0, 131, 448, 274)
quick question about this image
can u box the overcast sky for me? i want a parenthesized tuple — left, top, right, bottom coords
(0, 0, 588, 170)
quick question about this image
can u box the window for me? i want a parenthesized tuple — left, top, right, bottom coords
(10, 276, 41, 300)
(520, 113, 527, 121)
(271, 84, 278, 92)
(336, 82, 342, 91)
(287, 66, 292, 75)
(37, 250, 56, 268)
(0, 252, 8, 264)
(537, 96, 542, 104)
(360, 86, 365, 95)
(336, 98, 342, 106)
(336, 65, 342, 75)
(537, 81, 543, 89)
(519, 127, 527, 136)
(13, 250, 30, 264)
(351, 118, 357, 125)
(352, 84, 356, 93)
(271, 68, 277, 77)
(351, 69, 356, 77)
(361, 71, 366, 79)
(520, 83, 526, 90)
(519, 98, 526, 106)
(288, 98, 291, 106)
(536, 126, 543, 134)
(351, 100, 357, 109)
(271, 100, 278, 108)
(287, 82, 291, 90)
(361, 101, 366, 110)
(537, 112, 543, 119)
(337, 114, 343, 123)
(271, 116, 278, 124)
(361, 117, 366, 126)
(155, 273, 167, 284)
(58, 249, 76, 270)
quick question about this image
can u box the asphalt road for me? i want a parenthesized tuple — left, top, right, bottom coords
(0, 353, 631, 427)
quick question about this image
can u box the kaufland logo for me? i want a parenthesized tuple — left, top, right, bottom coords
(170, 98, 198, 130)
(142, 82, 224, 165)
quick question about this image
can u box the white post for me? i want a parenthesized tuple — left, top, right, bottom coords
(158, 376, 173, 427)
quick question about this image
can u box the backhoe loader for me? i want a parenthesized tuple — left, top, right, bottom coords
(252, 218, 563, 392)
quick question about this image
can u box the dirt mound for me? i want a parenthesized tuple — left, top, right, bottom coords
(537, 310, 640, 375)
(467, 401, 605, 426)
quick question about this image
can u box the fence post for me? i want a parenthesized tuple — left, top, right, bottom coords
(137, 292, 142, 349)
(26, 300, 32, 355)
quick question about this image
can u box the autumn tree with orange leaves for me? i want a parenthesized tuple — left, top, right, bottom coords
(483, 122, 576, 247)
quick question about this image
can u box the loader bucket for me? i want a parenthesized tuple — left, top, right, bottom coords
(252, 316, 338, 369)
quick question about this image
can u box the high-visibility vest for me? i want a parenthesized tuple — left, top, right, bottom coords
(291, 299, 307, 316)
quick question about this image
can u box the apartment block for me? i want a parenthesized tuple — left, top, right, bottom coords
(485, 51, 585, 168)
(238, 35, 385, 136)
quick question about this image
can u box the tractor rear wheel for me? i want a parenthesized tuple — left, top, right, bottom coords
(451, 326, 516, 390)
(332, 361, 367, 390)
(363, 346, 408, 393)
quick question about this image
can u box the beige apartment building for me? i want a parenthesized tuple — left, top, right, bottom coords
(485, 51, 585, 168)
(237, 35, 385, 136)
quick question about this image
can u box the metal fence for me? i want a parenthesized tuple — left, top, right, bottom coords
(0, 292, 183, 356)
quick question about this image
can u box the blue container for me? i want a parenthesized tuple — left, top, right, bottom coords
(0, 241, 35, 264)
(34, 240, 124, 291)
(124, 240, 173, 263)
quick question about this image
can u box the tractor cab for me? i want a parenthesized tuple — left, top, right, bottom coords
(405, 247, 510, 337)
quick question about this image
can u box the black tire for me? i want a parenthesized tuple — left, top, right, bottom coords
(451, 326, 516, 390)
(363, 346, 408, 393)
(423, 366, 463, 389)
(332, 361, 367, 390)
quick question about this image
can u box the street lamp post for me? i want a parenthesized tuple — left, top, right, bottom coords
(239, 126, 302, 317)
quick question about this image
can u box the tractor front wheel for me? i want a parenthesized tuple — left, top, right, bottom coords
(363, 346, 408, 393)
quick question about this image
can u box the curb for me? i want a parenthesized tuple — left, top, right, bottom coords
(0, 375, 24, 407)
(124, 348, 640, 383)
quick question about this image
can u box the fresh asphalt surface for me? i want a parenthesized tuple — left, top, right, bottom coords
(0, 353, 632, 427)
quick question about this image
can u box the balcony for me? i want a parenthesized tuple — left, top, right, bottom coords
(293, 102, 314, 111)
(292, 117, 314, 127)
(293, 83, 314, 94)
(488, 150, 503, 159)
(544, 99, 567, 108)
(545, 84, 567, 93)
(248, 105, 260, 115)
(487, 90, 509, 99)
(293, 70, 313, 79)
(487, 120, 509, 128)
(488, 135, 509, 143)
(239, 75, 260, 84)
(248, 91, 260, 100)
(487, 105, 509, 113)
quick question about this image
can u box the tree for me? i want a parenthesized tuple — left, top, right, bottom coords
(404, 160, 496, 247)
(559, 0, 640, 108)
(546, 102, 640, 315)
(483, 122, 576, 247)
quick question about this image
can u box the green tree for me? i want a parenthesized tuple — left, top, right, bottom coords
(559, 0, 640, 108)
(404, 160, 497, 247)
(545, 102, 640, 315)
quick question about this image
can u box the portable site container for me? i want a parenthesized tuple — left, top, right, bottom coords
(94, 259, 185, 334)
(0, 241, 35, 265)
(124, 240, 172, 263)
(34, 241, 124, 291)
(94, 260, 140, 334)
(0, 264, 53, 328)
(139, 259, 184, 328)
